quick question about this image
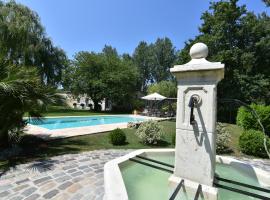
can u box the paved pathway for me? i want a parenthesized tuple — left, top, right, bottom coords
(0, 150, 269, 200)
(0, 150, 131, 200)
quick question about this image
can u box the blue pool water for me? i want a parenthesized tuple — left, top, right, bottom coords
(28, 115, 145, 130)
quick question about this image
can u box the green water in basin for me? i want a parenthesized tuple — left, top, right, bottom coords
(120, 152, 270, 200)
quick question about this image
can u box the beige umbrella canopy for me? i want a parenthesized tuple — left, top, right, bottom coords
(141, 92, 166, 101)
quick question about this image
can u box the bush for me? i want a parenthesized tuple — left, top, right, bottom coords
(135, 120, 164, 145)
(239, 129, 270, 158)
(216, 123, 231, 154)
(109, 128, 126, 145)
(236, 104, 270, 136)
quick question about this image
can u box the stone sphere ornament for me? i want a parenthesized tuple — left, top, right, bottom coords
(189, 42, 208, 59)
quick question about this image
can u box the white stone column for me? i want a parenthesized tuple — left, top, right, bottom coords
(169, 43, 224, 200)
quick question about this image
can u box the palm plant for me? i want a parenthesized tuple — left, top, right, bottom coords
(0, 63, 63, 147)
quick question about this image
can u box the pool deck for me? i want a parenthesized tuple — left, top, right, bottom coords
(25, 115, 165, 140)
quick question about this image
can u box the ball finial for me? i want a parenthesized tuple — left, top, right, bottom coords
(189, 43, 208, 59)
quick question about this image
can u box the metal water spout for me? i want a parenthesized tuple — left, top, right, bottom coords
(169, 43, 224, 200)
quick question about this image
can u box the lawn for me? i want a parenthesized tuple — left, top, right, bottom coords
(0, 120, 243, 172)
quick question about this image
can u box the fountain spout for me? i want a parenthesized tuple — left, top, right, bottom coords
(188, 96, 196, 125)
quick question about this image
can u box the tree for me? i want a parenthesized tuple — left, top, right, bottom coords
(100, 45, 139, 111)
(72, 51, 106, 110)
(0, 63, 63, 147)
(133, 41, 153, 92)
(0, 1, 67, 86)
(263, 0, 270, 6)
(151, 38, 176, 82)
(176, 0, 270, 121)
(65, 46, 139, 111)
(147, 81, 177, 98)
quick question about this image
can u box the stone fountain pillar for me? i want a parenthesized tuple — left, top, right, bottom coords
(169, 43, 224, 200)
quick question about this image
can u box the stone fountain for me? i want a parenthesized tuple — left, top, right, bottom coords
(168, 42, 224, 200)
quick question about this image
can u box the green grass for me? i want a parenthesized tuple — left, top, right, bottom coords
(0, 120, 243, 171)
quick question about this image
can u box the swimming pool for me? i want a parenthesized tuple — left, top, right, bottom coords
(28, 115, 146, 130)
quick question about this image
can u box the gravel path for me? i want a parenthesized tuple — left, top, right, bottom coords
(0, 150, 131, 200)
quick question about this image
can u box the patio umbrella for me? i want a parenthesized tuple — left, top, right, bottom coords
(141, 92, 166, 101)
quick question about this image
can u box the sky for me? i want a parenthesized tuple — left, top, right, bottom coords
(13, 0, 269, 59)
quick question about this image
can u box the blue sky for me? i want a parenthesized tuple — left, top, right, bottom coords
(15, 0, 269, 58)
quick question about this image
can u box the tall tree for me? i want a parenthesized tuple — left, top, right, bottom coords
(133, 41, 153, 92)
(151, 38, 176, 82)
(72, 51, 106, 110)
(0, 1, 67, 86)
(176, 0, 270, 121)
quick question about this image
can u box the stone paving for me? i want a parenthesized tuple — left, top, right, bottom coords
(0, 150, 131, 200)
(0, 149, 269, 200)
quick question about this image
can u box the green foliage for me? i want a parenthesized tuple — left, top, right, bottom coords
(147, 81, 177, 98)
(133, 41, 153, 92)
(130, 98, 144, 110)
(0, 1, 67, 86)
(109, 128, 126, 145)
(135, 120, 164, 145)
(239, 129, 270, 158)
(133, 38, 176, 92)
(161, 102, 177, 114)
(216, 123, 232, 154)
(0, 65, 63, 147)
(151, 38, 176, 82)
(263, 0, 270, 6)
(236, 104, 270, 136)
(63, 47, 139, 111)
(176, 0, 270, 122)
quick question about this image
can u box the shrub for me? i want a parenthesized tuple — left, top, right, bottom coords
(239, 129, 270, 158)
(109, 128, 126, 145)
(216, 123, 231, 154)
(135, 120, 164, 145)
(236, 104, 270, 136)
